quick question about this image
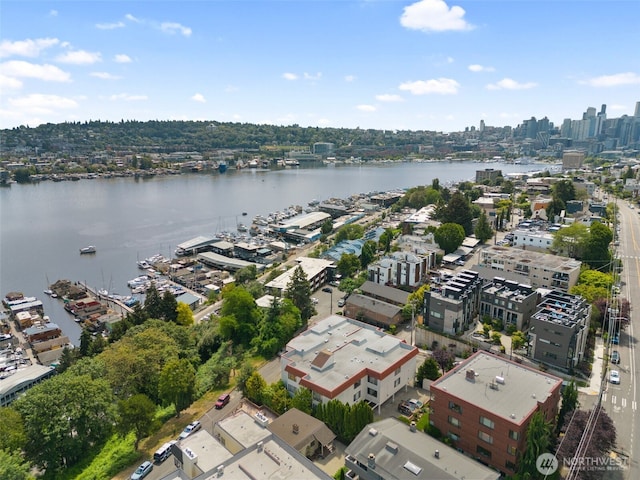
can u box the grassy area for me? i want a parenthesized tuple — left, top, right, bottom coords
(416, 410, 430, 431)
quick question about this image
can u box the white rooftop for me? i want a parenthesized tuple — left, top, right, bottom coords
(266, 257, 334, 291)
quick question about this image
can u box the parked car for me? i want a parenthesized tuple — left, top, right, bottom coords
(397, 401, 413, 416)
(337, 298, 345, 307)
(178, 421, 201, 440)
(407, 399, 424, 411)
(609, 370, 620, 385)
(612, 334, 620, 345)
(215, 393, 231, 409)
(311, 297, 319, 304)
(131, 461, 153, 480)
(611, 350, 620, 364)
(322, 287, 333, 293)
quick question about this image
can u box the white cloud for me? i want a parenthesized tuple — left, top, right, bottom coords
(50, 10, 58, 17)
(191, 93, 206, 103)
(357, 104, 377, 112)
(160, 22, 192, 37)
(90, 72, 121, 80)
(345, 75, 356, 82)
(96, 21, 125, 30)
(56, 50, 102, 65)
(399, 78, 460, 95)
(8, 93, 78, 114)
(282, 72, 298, 81)
(0, 74, 23, 90)
(125, 14, 141, 23)
(375, 94, 404, 102)
(486, 78, 537, 90)
(1, 60, 70, 82)
(581, 72, 640, 87)
(303, 72, 322, 81)
(400, 0, 474, 32)
(109, 93, 148, 101)
(0, 38, 59, 58)
(468, 64, 495, 73)
(114, 54, 132, 63)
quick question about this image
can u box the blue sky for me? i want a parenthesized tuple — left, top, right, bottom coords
(1, 1, 639, 132)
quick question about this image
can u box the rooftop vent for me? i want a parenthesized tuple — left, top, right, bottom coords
(495, 375, 505, 385)
(434, 449, 440, 459)
(385, 441, 399, 454)
(465, 369, 476, 381)
(510, 413, 516, 419)
(292, 423, 299, 434)
(410, 421, 417, 432)
(368, 453, 376, 469)
(368, 428, 378, 437)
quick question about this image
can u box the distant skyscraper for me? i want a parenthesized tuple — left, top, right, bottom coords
(600, 104, 607, 115)
(635, 101, 640, 117)
(479, 119, 485, 132)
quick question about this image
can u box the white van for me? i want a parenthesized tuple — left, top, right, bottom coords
(153, 440, 176, 463)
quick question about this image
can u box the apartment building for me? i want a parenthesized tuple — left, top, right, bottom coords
(367, 251, 431, 288)
(473, 245, 581, 292)
(430, 351, 562, 476)
(529, 289, 590, 371)
(424, 270, 483, 334)
(510, 228, 554, 251)
(280, 316, 418, 412)
(479, 277, 538, 331)
(265, 257, 335, 295)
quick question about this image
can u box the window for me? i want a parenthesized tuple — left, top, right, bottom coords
(394, 377, 401, 387)
(287, 372, 296, 381)
(354, 380, 361, 388)
(367, 375, 378, 386)
(448, 416, 460, 427)
(449, 432, 460, 441)
(367, 388, 378, 397)
(506, 460, 517, 471)
(477, 445, 492, 458)
(507, 445, 517, 456)
(509, 430, 519, 440)
(394, 367, 401, 376)
(353, 391, 361, 402)
(478, 431, 493, 444)
(479, 416, 495, 429)
(449, 401, 462, 414)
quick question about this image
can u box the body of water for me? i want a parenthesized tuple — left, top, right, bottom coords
(0, 161, 550, 344)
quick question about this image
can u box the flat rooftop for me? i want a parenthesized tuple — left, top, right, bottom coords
(216, 411, 271, 449)
(480, 245, 581, 271)
(266, 257, 334, 291)
(431, 351, 562, 424)
(283, 316, 417, 396)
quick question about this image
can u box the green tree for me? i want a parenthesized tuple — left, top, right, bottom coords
(13, 168, 32, 184)
(552, 222, 589, 258)
(176, 302, 194, 326)
(583, 222, 613, 270)
(220, 286, 262, 345)
(245, 371, 267, 405)
(321, 218, 333, 235)
(518, 411, 553, 478)
(159, 358, 196, 416)
(337, 252, 361, 278)
(378, 228, 395, 253)
(416, 356, 440, 384)
(0, 407, 27, 452)
(160, 290, 178, 322)
(438, 191, 473, 235)
(13, 373, 115, 472)
(144, 283, 163, 319)
(79, 328, 92, 357)
(474, 210, 493, 243)
(434, 223, 465, 254)
(290, 387, 313, 415)
(511, 330, 527, 352)
(552, 179, 577, 204)
(0, 449, 32, 480)
(334, 224, 364, 243)
(545, 197, 565, 221)
(236, 362, 256, 397)
(556, 381, 579, 434)
(235, 265, 258, 284)
(117, 394, 158, 450)
(360, 240, 377, 269)
(285, 266, 315, 322)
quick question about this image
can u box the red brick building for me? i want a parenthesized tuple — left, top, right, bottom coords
(430, 351, 562, 476)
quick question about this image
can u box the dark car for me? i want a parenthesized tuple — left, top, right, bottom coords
(611, 350, 620, 364)
(322, 287, 333, 293)
(612, 334, 620, 345)
(397, 401, 413, 416)
(215, 393, 231, 409)
(130, 461, 153, 480)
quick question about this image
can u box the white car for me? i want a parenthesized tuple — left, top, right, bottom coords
(179, 421, 201, 440)
(609, 370, 620, 385)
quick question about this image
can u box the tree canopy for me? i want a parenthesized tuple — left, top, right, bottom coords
(434, 223, 465, 254)
(285, 266, 315, 321)
(437, 191, 473, 235)
(474, 210, 493, 243)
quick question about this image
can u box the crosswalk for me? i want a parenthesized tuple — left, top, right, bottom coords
(602, 392, 638, 411)
(618, 255, 640, 260)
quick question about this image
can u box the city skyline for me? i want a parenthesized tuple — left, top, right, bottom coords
(1, 1, 639, 132)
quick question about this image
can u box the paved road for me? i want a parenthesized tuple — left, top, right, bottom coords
(599, 200, 640, 478)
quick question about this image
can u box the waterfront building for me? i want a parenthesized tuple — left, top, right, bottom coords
(479, 277, 537, 331)
(345, 418, 500, 480)
(529, 289, 590, 372)
(430, 351, 562, 476)
(280, 316, 418, 412)
(265, 257, 334, 295)
(0, 364, 56, 407)
(475, 168, 503, 184)
(562, 150, 585, 170)
(473, 245, 581, 292)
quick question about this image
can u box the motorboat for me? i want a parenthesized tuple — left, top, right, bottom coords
(80, 246, 96, 254)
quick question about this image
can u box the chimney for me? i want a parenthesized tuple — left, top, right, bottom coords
(292, 423, 299, 434)
(368, 453, 376, 469)
(435, 450, 440, 459)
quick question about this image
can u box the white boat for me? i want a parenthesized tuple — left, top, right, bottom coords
(44, 289, 53, 296)
(80, 246, 96, 254)
(137, 260, 151, 269)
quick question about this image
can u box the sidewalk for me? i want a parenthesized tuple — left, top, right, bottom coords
(579, 336, 605, 395)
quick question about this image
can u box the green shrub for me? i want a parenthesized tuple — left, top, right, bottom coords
(425, 423, 442, 439)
